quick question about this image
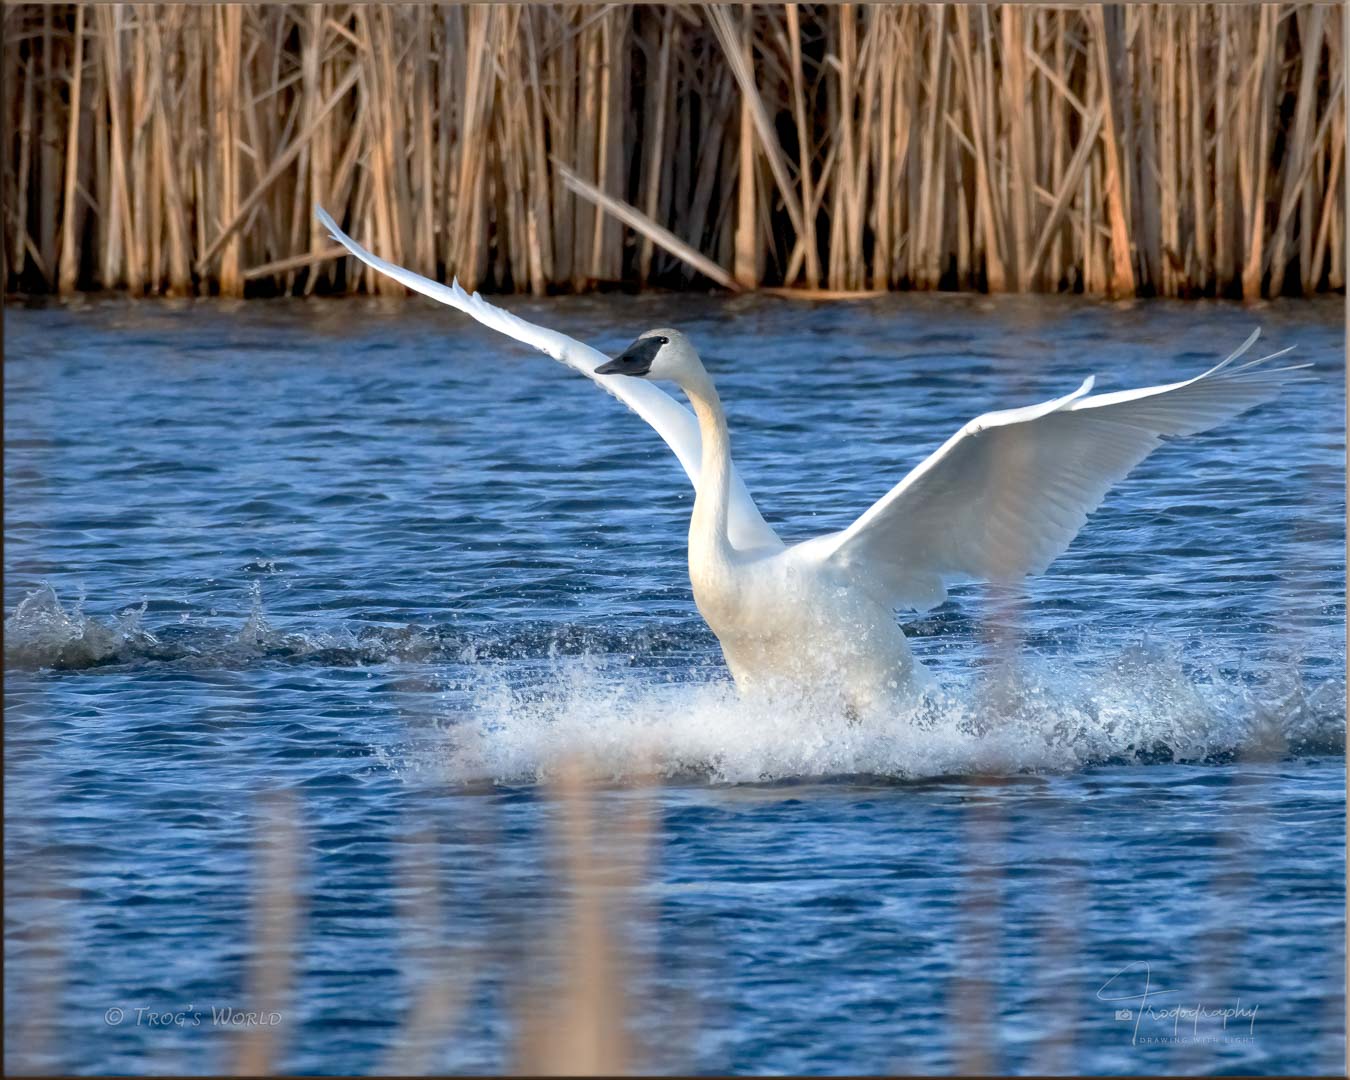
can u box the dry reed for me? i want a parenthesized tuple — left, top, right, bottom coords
(3, 3, 1344, 300)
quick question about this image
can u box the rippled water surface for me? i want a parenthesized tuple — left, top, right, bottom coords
(5, 294, 1345, 1074)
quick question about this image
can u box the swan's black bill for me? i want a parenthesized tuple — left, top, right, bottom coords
(596, 337, 662, 377)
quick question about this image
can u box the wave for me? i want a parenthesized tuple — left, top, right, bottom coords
(2, 583, 688, 672)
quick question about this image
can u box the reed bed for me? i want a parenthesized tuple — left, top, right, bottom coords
(3, 3, 1344, 299)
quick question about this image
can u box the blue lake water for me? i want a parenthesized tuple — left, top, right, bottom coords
(4, 293, 1345, 1074)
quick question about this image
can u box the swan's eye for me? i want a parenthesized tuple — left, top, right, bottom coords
(655, 336, 669, 345)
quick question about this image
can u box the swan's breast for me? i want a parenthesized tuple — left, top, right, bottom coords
(690, 547, 926, 704)
(689, 548, 831, 639)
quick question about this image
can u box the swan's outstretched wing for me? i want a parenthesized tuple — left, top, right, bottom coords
(812, 331, 1306, 610)
(316, 208, 782, 551)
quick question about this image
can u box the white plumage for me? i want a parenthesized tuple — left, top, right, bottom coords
(317, 207, 1305, 709)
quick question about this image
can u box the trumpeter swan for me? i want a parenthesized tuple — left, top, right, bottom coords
(316, 207, 1304, 711)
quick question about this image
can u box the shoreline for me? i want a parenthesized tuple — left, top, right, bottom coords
(6, 286, 1347, 309)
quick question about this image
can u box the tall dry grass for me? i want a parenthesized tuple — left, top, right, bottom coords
(2, 3, 1344, 299)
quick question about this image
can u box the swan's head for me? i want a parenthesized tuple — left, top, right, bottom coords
(596, 329, 700, 382)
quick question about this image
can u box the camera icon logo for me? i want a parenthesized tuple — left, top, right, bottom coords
(1115, 1009, 1133, 1021)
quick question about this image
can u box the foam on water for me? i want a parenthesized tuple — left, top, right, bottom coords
(392, 643, 1344, 786)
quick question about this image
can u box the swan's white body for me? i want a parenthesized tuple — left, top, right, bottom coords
(663, 365, 927, 710)
(317, 208, 1303, 710)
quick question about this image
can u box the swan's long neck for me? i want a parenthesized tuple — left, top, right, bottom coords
(682, 368, 734, 566)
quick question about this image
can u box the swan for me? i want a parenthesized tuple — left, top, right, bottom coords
(316, 207, 1304, 712)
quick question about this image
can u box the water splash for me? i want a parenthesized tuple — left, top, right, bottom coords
(7, 585, 1341, 782)
(2, 584, 451, 670)
(2, 585, 160, 670)
(2, 586, 696, 672)
(390, 642, 1345, 786)
(236, 581, 271, 646)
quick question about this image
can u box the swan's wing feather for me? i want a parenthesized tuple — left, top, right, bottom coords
(316, 207, 781, 551)
(817, 331, 1305, 610)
